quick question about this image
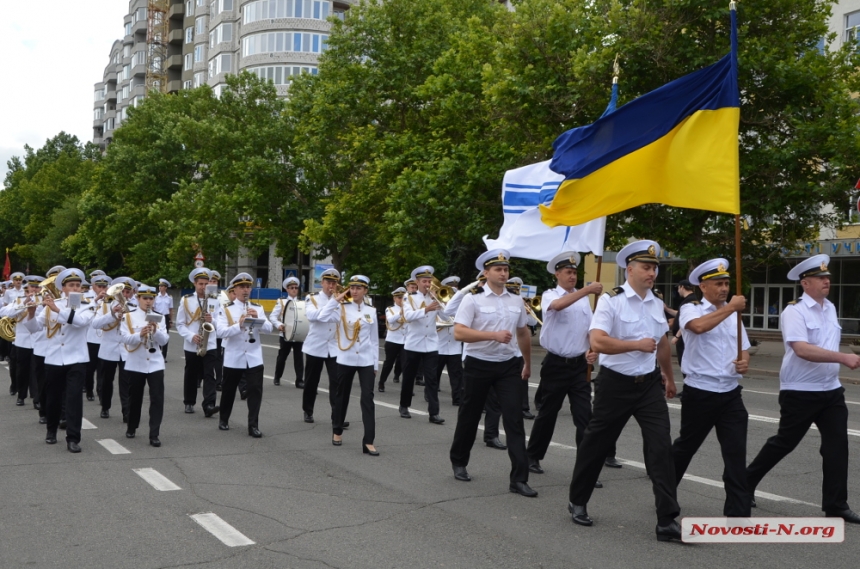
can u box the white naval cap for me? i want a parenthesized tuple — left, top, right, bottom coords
(440, 276, 460, 287)
(283, 276, 300, 289)
(320, 268, 341, 282)
(410, 265, 435, 281)
(507, 277, 524, 285)
(546, 251, 581, 274)
(347, 275, 370, 288)
(57, 268, 85, 285)
(91, 274, 112, 286)
(788, 254, 832, 281)
(689, 258, 730, 286)
(23, 275, 43, 285)
(403, 278, 416, 287)
(158, 278, 171, 288)
(617, 240, 661, 269)
(209, 270, 222, 281)
(46, 265, 66, 277)
(10, 272, 24, 281)
(476, 249, 511, 271)
(230, 272, 254, 287)
(112, 276, 135, 289)
(137, 284, 157, 297)
(89, 269, 106, 278)
(189, 267, 211, 283)
(391, 286, 407, 296)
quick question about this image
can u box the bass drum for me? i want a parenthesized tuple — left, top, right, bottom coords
(283, 299, 309, 342)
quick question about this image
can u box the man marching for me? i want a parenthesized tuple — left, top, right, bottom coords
(269, 276, 305, 388)
(175, 268, 219, 417)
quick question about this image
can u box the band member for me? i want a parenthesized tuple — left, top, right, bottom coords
(527, 253, 602, 480)
(402, 278, 424, 386)
(449, 250, 534, 496)
(567, 241, 679, 540)
(746, 254, 860, 523)
(301, 268, 342, 424)
(3, 272, 26, 394)
(32, 266, 65, 423)
(216, 273, 273, 437)
(84, 274, 110, 402)
(92, 276, 137, 422)
(269, 276, 305, 388)
(209, 270, 224, 390)
(317, 275, 380, 454)
(0, 275, 40, 406)
(23, 268, 95, 453)
(119, 285, 168, 447)
(436, 276, 464, 405)
(399, 266, 445, 424)
(175, 268, 220, 417)
(154, 278, 174, 360)
(378, 287, 407, 391)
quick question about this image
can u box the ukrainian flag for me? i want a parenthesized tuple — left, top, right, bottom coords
(540, 8, 739, 228)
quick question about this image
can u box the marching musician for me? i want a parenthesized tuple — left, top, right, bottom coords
(3, 272, 26, 395)
(209, 270, 225, 391)
(154, 278, 174, 360)
(378, 287, 407, 392)
(91, 276, 135, 422)
(119, 284, 169, 447)
(301, 268, 342, 424)
(317, 275, 380, 454)
(175, 268, 219, 417)
(23, 268, 95, 453)
(269, 276, 305, 388)
(0, 275, 40, 406)
(84, 274, 110, 402)
(32, 266, 65, 425)
(215, 272, 273, 437)
(436, 276, 464, 406)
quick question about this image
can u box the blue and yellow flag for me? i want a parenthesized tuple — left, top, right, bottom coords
(540, 8, 739, 227)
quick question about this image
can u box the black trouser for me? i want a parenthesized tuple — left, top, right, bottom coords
(127, 370, 164, 438)
(33, 354, 46, 417)
(274, 337, 304, 383)
(747, 387, 849, 513)
(569, 367, 679, 521)
(303, 354, 338, 420)
(45, 363, 85, 444)
(214, 338, 223, 385)
(8, 344, 18, 392)
(485, 356, 527, 439)
(14, 346, 33, 399)
(379, 341, 404, 385)
(450, 356, 529, 484)
(161, 315, 171, 359)
(333, 364, 375, 444)
(86, 342, 100, 397)
(0, 337, 9, 360)
(220, 365, 264, 429)
(401, 349, 439, 415)
(528, 353, 592, 460)
(183, 349, 217, 408)
(672, 384, 749, 516)
(100, 359, 129, 416)
(437, 353, 464, 404)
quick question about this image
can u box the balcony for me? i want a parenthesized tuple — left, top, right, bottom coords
(104, 69, 117, 82)
(132, 63, 147, 77)
(168, 2, 185, 20)
(105, 89, 117, 102)
(169, 28, 184, 44)
(167, 79, 183, 93)
(133, 19, 147, 36)
(166, 54, 183, 69)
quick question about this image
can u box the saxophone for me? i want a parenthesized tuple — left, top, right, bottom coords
(196, 294, 215, 357)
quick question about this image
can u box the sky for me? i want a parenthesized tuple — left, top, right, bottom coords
(0, 1, 131, 182)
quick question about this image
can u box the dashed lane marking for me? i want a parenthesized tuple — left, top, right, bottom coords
(190, 513, 255, 547)
(96, 439, 131, 455)
(133, 467, 181, 491)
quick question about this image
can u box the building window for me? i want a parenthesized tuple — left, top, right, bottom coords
(847, 11, 860, 48)
(193, 71, 207, 87)
(194, 44, 206, 63)
(183, 80, 193, 89)
(208, 53, 233, 76)
(122, 65, 130, 80)
(94, 108, 104, 120)
(242, 31, 329, 56)
(243, 0, 330, 24)
(247, 64, 318, 85)
(185, 26, 194, 43)
(125, 22, 132, 36)
(195, 16, 206, 35)
(133, 95, 144, 107)
(132, 51, 146, 68)
(186, 0, 194, 16)
(210, 0, 233, 16)
(94, 89, 105, 102)
(135, 7, 147, 23)
(123, 45, 131, 58)
(120, 85, 130, 101)
(105, 118, 115, 131)
(209, 23, 233, 48)
(184, 53, 193, 70)
(197, 0, 206, 6)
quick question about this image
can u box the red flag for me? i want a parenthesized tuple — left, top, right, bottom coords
(2, 249, 10, 280)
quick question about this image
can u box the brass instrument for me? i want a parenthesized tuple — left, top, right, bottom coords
(524, 296, 543, 326)
(0, 317, 15, 342)
(244, 301, 258, 343)
(336, 284, 353, 304)
(39, 276, 62, 303)
(197, 285, 218, 356)
(105, 283, 131, 313)
(429, 277, 455, 304)
(145, 310, 164, 353)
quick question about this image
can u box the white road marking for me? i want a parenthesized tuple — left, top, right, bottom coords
(133, 467, 181, 491)
(96, 439, 131, 455)
(190, 513, 255, 547)
(81, 418, 97, 429)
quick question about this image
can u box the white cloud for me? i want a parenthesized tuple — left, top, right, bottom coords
(0, 1, 131, 182)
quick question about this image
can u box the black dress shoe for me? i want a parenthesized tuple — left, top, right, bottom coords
(218, 421, 229, 431)
(185, 404, 195, 414)
(569, 503, 593, 526)
(216, 383, 222, 391)
(429, 415, 445, 424)
(58, 420, 67, 430)
(248, 427, 262, 438)
(34, 402, 40, 411)
(86, 393, 95, 402)
(332, 436, 342, 446)
(67, 441, 81, 453)
(363, 444, 380, 456)
(604, 456, 623, 468)
(509, 482, 538, 498)
(826, 509, 860, 524)
(126, 431, 135, 438)
(295, 380, 305, 389)
(528, 459, 544, 474)
(15, 398, 24, 406)
(342, 422, 349, 429)
(100, 410, 109, 419)
(9, 388, 17, 396)
(378, 383, 385, 392)
(393, 377, 400, 383)
(204, 405, 220, 418)
(416, 378, 425, 386)
(523, 410, 535, 420)
(45, 433, 57, 444)
(273, 379, 281, 386)
(485, 437, 507, 450)
(453, 465, 471, 481)
(399, 406, 411, 419)
(122, 413, 128, 424)
(452, 401, 461, 406)
(594, 480, 603, 489)
(240, 390, 248, 400)
(149, 437, 161, 447)
(655, 520, 682, 542)
(303, 413, 314, 423)
(39, 416, 47, 424)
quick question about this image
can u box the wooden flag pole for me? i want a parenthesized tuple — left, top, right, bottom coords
(586, 255, 603, 383)
(735, 214, 743, 360)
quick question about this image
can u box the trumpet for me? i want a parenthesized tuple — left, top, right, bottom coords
(523, 296, 543, 326)
(336, 284, 353, 304)
(429, 277, 455, 304)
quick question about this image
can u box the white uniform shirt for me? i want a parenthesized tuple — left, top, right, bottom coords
(153, 292, 173, 317)
(216, 300, 273, 368)
(302, 291, 338, 358)
(317, 297, 380, 370)
(268, 294, 300, 335)
(86, 299, 107, 345)
(436, 289, 467, 356)
(539, 285, 593, 357)
(589, 282, 669, 376)
(679, 299, 751, 392)
(119, 310, 169, 373)
(92, 300, 128, 361)
(0, 298, 32, 349)
(23, 297, 95, 366)
(2, 287, 25, 307)
(454, 287, 528, 362)
(403, 291, 440, 353)
(175, 294, 218, 353)
(779, 293, 842, 392)
(384, 305, 407, 345)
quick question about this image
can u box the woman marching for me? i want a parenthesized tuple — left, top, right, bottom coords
(317, 275, 380, 455)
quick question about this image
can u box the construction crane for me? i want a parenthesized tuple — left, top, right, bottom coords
(146, 0, 170, 93)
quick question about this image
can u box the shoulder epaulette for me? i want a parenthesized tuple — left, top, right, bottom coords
(183, 293, 193, 298)
(787, 300, 799, 306)
(409, 291, 417, 295)
(604, 287, 624, 298)
(689, 300, 701, 306)
(470, 286, 485, 295)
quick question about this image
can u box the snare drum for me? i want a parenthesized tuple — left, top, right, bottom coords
(283, 299, 309, 342)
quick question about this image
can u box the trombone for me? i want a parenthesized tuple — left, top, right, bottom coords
(523, 296, 542, 326)
(428, 276, 455, 328)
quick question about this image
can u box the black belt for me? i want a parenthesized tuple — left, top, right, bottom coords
(601, 366, 660, 384)
(545, 351, 586, 365)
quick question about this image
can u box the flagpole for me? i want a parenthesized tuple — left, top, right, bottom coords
(735, 214, 742, 361)
(586, 255, 603, 383)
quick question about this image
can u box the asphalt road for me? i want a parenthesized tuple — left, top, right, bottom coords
(0, 332, 858, 568)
